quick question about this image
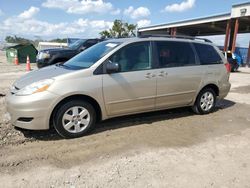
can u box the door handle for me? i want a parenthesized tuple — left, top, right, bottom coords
(145, 73, 156, 78)
(158, 71, 168, 77)
(145, 73, 151, 78)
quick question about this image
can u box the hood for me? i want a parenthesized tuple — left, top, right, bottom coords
(14, 65, 74, 89)
(40, 48, 75, 55)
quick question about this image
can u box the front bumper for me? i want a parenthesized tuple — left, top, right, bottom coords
(36, 58, 50, 68)
(6, 91, 59, 130)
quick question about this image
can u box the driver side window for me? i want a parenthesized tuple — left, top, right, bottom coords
(109, 42, 151, 72)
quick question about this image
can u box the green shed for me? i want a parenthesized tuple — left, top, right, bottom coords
(6, 44, 38, 64)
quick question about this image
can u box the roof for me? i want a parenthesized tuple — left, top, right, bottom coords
(38, 42, 67, 46)
(7, 43, 36, 50)
(232, 1, 250, 7)
(138, 13, 231, 32)
(105, 36, 214, 46)
(138, 2, 250, 35)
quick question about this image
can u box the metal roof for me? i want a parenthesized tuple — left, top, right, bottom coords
(232, 1, 250, 7)
(138, 13, 231, 32)
(138, 2, 250, 34)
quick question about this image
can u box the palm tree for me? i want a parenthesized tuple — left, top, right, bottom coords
(100, 20, 137, 39)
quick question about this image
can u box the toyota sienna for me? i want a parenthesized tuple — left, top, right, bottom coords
(6, 36, 231, 138)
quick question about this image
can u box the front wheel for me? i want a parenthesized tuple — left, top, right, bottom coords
(192, 88, 216, 114)
(53, 100, 96, 138)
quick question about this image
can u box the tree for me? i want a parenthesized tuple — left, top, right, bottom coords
(50, 38, 67, 43)
(100, 20, 137, 39)
(5, 35, 31, 44)
(4, 35, 68, 48)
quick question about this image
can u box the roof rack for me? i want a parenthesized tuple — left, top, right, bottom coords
(138, 34, 212, 43)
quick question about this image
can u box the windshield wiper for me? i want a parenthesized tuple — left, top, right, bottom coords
(55, 63, 63, 67)
(55, 63, 69, 68)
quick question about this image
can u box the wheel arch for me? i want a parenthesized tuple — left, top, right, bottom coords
(49, 94, 102, 128)
(200, 84, 219, 96)
(193, 83, 219, 104)
(192, 84, 218, 114)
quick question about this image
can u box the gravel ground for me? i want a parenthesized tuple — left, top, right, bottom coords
(1, 50, 250, 187)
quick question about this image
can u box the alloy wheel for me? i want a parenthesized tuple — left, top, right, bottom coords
(62, 106, 90, 133)
(200, 91, 214, 112)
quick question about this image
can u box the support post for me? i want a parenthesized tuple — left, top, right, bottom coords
(170, 28, 173, 36)
(170, 28, 177, 36)
(173, 28, 177, 36)
(247, 41, 250, 67)
(231, 18, 239, 53)
(224, 20, 231, 51)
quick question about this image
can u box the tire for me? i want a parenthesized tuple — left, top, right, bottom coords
(53, 100, 96, 138)
(233, 64, 239, 72)
(231, 66, 235, 72)
(192, 88, 216, 115)
(231, 61, 239, 72)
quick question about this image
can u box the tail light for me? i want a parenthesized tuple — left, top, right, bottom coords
(224, 62, 231, 73)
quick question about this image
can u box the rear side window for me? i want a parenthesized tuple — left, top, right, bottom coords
(155, 41, 196, 68)
(193, 43, 222, 65)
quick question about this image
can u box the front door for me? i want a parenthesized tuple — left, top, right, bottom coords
(102, 41, 157, 116)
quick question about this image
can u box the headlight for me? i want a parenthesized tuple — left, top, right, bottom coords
(16, 79, 54, 96)
(38, 52, 50, 59)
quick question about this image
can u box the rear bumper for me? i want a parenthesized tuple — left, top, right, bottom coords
(6, 91, 59, 130)
(218, 82, 231, 99)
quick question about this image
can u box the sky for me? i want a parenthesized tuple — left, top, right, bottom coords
(0, 0, 249, 47)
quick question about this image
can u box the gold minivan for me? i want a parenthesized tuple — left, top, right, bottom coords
(6, 36, 231, 138)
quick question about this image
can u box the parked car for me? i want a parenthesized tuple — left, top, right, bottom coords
(7, 36, 231, 138)
(36, 38, 103, 68)
(223, 51, 243, 72)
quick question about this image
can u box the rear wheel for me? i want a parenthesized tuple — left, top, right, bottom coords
(231, 61, 239, 72)
(192, 88, 216, 114)
(53, 100, 96, 138)
(233, 64, 239, 72)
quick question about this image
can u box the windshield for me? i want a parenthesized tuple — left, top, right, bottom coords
(68, 39, 87, 50)
(64, 41, 121, 69)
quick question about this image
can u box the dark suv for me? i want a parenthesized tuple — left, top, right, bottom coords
(36, 39, 103, 68)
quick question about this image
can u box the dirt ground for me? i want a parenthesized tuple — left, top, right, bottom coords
(1, 50, 250, 187)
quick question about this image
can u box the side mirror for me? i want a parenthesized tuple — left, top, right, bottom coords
(106, 61, 120, 74)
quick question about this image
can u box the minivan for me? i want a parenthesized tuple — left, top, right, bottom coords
(6, 36, 231, 138)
